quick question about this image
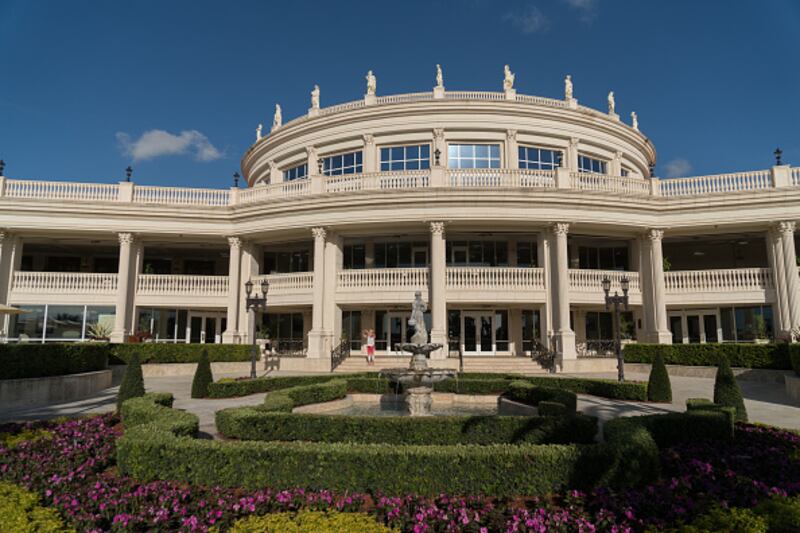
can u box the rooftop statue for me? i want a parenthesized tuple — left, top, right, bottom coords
(366, 70, 377, 96)
(256, 123, 263, 141)
(503, 65, 515, 91)
(272, 104, 282, 130)
(564, 75, 573, 100)
(435, 64, 443, 88)
(311, 85, 320, 109)
(631, 111, 639, 131)
(607, 91, 616, 115)
(408, 291, 428, 345)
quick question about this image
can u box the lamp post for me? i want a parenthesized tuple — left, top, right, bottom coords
(244, 278, 269, 379)
(125, 166, 133, 182)
(602, 276, 630, 382)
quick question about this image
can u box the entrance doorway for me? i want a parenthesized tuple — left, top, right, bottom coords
(668, 310, 720, 344)
(187, 312, 226, 344)
(462, 312, 494, 354)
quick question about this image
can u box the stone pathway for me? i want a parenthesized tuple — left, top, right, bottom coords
(2, 370, 798, 435)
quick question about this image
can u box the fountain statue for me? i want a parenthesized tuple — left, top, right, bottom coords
(379, 292, 457, 416)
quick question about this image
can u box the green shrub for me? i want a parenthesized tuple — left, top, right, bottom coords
(0, 481, 75, 532)
(191, 350, 214, 399)
(216, 409, 598, 445)
(605, 410, 734, 449)
(110, 343, 252, 364)
(206, 374, 363, 398)
(624, 343, 792, 370)
(601, 417, 660, 487)
(117, 352, 145, 410)
(121, 393, 198, 436)
(506, 380, 577, 413)
(647, 352, 672, 402)
(0, 428, 52, 449)
(791, 349, 800, 376)
(714, 358, 748, 422)
(685, 399, 736, 429)
(521, 376, 647, 401)
(538, 401, 569, 417)
(225, 511, 394, 533)
(685, 505, 768, 533)
(754, 495, 800, 533)
(0, 343, 108, 380)
(433, 378, 511, 394)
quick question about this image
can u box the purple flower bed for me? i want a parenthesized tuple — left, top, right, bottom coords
(0, 415, 797, 532)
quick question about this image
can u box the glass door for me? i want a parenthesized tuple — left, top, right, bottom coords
(461, 312, 495, 355)
(187, 312, 224, 344)
(669, 311, 720, 344)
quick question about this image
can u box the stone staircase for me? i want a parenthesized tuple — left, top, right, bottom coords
(333, 356, 548, 375)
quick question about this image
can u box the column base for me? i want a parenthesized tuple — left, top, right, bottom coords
(307, 330, 333, 359)
(221, 331, 241, 344)
(109, 330, 128, 344)
(430, 329, 448, 360)
(553, 330, 576, 363)
(645, 330, 673, 344)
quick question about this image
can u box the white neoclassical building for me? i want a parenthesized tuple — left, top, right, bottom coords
(1, 69, 799, 372)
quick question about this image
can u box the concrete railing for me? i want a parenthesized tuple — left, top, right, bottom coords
(338, 268, 428, 290)
(448, 168, 556, 189)
(568, 269, 641, 292)
(12, 271, 118, 293)
(325, 170, 429, 193)
(569, 171, 651, 195)
(137, 274, 229, 295)
(446, 266, 544, 289)
(657, 169, 772, 197)
(665, 268, 773, 292)
(4, 179, 120, 201)
(256, 272, 314, 293)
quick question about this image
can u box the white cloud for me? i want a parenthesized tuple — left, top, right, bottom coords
(563, 0, 597, 23)
(504, 5, 550, 34)
(664, 158, 692, 178)
(116, 129, 223, 162)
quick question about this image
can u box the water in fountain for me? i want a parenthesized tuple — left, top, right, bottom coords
(379, 291, 457, 416)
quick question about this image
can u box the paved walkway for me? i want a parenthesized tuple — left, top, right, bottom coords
(2, 371, 798, 436)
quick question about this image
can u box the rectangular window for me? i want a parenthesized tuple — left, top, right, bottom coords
(264, 250, 310, 274)
(578, 246, 629, 270)
(9, 304, 117, 342)
(495, 310, 509, 352)
(522, 310, 542, 352)
(373, 242, 427, 268)
(620, 168, 630, 177)
(322, 151, 363, 176)
(585, 312, 614, 340)
(380, 144, 430, 171)
(447, 144, 500, 169)
(342, 311, 362, 351)
(10, 304, 46, 340)
(343, 245, 366, 269)
(578, 154, 608, 174)
(283, 163, 308, 182)
(516, 242, 538, 267)
(446, 240, 509, 266)
(518, 146, 559, 170)
(262, 313, 305, 353)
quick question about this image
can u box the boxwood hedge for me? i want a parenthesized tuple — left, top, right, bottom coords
(111, 343, 252, 364)
(624, 343, 794, 370)
(505, 380, 578, 412)
(0, 343, 108, 380)
(791, 351, 800, 376)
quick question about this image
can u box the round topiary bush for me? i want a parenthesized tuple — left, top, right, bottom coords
(117, 352, 145, 410)
(647, 352, 672, 402)
(190, 349, 214, 399)
(224, 510, 393, 533)
(713, 357, 747, 422)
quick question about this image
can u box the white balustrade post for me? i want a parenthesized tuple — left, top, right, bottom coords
(429, 222, 447, 358)
(118, 181, 134, 202)
(269, 160, 282, 185)
(555, 167, 572, 189)
(0, 176, 6, 197)
(566, 138, 579, 172)
(648, 229, 672, 343)
(767, 229, 791, 338)
(222, 237, 242, 343)
(0, 232, 12, 339)
(307, 227, 328, 358)
(111, 233, 135, 343)
(771, 165, 792, 188)
(778, 221, 800, 331)
(551, 223, 576, 365)
(363, 134, 377, 173)
(610, 151, 623, 177)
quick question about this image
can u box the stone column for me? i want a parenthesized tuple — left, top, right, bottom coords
(429, 222, 448, 358)
(307, 227, 327, 358)
(505, 129, 518, 169)
(538, 230, 553, 347)
(552, 223, 576, 362)
(111, 232, 135, 343)
(222, 237, 242, 343)
(0, 231, 13, 338)
(306, 147, 319, 176)
(779, 221, 800, 331)
(269, 160, 282, 184)
(237, 243, 260, 344)
(363, 134, 377, 173)
(610, 151, 623, 176)
(322, 233, 342, 351)
(648, 229, 672, 343)
(566, 137, 579, 172)
(767, 229, 790, 337)
(638, 235, 656, 340)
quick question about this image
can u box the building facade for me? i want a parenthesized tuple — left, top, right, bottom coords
(1, 75, 798, 372)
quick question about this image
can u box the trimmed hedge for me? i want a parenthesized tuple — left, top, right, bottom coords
(116, 353, 145, 410)
(0, 481, 75, 533)
(624, 343, 794, 370)
(714, 358, 748, 422)
(506, 380, 578, 413)
(792, 350, 800, 376)
(226, 511, 393, 533)
(121, 393, 198, 437)
(605, 409, 734, 449)
(646, 353, 672, 402)
(207, 374, 365, 398)
(686, 398, 737, 429)
(0, 343, 108, 380)
(191, 350, 213, 399)
(110, 343, 252, 364)
(216, 409, 598, 445)
(261, 380, 348, 412)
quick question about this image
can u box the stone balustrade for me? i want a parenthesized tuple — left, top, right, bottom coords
(255, 272, 314, 293)
(12, 271, 118, 293)
(569, 269, 641, 293)
(445, 266, 544, 290)
(448, 168, 555, 189)
(337, 268, 428, 291)
(664, 268, 773, 292)
(137, 274, 229, 295)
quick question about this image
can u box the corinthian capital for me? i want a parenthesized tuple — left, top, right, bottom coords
(362, 134, 374, 145)
(118, 232, 134, 245)
(506, 129, 517, 141)
(778, 221, 796, 235)
(227, 236, 242, 249)
(647, 228, 664, 242)
(311, 227, 327, 240)
(433, 128, 445, 142)
(429, 221, 445, 236)
(552, 222, 569, 236)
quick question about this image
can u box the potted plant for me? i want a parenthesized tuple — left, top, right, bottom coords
(752, 315, 769, 344)
(86, 321, 112, 342)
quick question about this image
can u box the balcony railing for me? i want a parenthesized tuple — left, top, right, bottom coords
(657, 170, 772, 197)
(448, 168, 555, 189)
(570, 172, 651, 195)
(569, 270, 641, 292)
(338, 268, 428, 290)
(132, 185, 230, 207)
(137, 274, 229, 295)
(446, 266, 544, 289)
(325, 170, 429, 193)
(12, 271, 118, 293)
(4, 180, 120, 202)
(255, 272, 314, 293)
(664, 268, 773, 292)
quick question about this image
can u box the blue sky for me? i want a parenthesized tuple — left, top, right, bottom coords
(1, 0, 798, 188)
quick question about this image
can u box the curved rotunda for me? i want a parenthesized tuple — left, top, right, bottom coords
(0, 69, 798, 373)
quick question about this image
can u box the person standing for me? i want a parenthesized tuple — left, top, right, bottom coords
(363, 328, 376, 365)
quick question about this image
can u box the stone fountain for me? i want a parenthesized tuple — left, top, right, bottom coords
(379, 292, 457, 416)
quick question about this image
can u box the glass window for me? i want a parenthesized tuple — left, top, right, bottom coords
(447, 144, 500, 169)
(495, 310, 509, 352)
(45, 256, 81, 272)
(85, 305, 115, 341)
(342, 311, 362, 351)
(264, 249, 310, 273)
(262, 313, 304, 352)
(517, 242, 538, 267)
(135, 308, 176, 342)
(578, 154, 608, 174)
(374, 242, 427, 269)
(10, 305, 46, 340)
(322, 151, 363, 176)
(380, 144, 430, 171)
(620, 168, 630, 177)
(48, 305, 89, 341)
(343, 245, 366, 269)
(585, 312, 614, 340)
(522, 310, 541, 352)
(518, 146, 559, 170)
(446, 240, 509, 266)
(283, 163, 308, 182)
(578, 246, 629, 270)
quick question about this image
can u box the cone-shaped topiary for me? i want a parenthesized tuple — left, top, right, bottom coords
(647, 352, 672, 402)
(117, 352, 145, 410)
(714, 357, 748, 422)
(191, 349, 214, 399)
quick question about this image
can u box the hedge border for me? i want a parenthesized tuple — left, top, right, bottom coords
(0, 343, 109, 380)
(110, 343, 252, 364)
(624, 343, 794, 370)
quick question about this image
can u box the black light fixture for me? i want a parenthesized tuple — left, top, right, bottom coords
(244, 278, 269, 379)
(648, 163, 656, 178)
(245, 279, 254, 297)
(260, 278, 269, 296)
(434, 148, 442, 166)
(601, 277, 611, 295)
(233, 172, 240, 187)
(774, 147, 783, 166)
(317, 159, 324, 174)
(556, 151, 564, 168)
(125, 166, 133, 182)
(0, 159, 5, 175)
(620, 277, 630, 294)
